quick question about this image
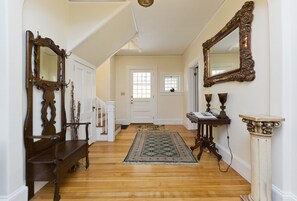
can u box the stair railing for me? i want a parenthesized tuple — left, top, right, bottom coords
(95, 97, 117, 142)
(95, 97, 108, 133)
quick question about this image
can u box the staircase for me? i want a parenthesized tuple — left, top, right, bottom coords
(95, 98, 121, 142)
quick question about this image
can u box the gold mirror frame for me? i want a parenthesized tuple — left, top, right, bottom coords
(203, 1, 255, 87)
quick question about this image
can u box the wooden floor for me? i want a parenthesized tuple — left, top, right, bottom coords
(31, 125, 250, 201)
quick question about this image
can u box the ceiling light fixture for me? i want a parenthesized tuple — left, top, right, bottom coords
(138, 0, 154, 8)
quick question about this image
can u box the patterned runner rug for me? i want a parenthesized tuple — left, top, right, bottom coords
(136, 124, 167, 131)
(124, 131, 198, 164)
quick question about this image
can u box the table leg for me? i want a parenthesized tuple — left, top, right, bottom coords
(190, 124, 201, 151)
(206, 126, 222, 161)
(197, 138, 205, 161)
(197, 124, 205, 161)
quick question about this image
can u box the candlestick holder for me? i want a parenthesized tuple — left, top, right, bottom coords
(204, 94, 212, 112)
(217, 93, 229, 119)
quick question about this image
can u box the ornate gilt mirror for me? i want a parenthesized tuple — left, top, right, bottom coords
(203, 1, 255, 87)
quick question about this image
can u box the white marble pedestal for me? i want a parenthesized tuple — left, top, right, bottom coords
(239, 114, 285, 201)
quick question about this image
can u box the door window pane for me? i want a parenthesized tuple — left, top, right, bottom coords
(132, 72, 151, 98)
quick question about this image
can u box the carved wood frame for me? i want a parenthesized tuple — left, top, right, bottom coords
(24, 30, 67, 147)
(203, 1, 255, 87)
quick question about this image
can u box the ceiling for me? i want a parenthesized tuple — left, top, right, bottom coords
(69, 0, 225, 57)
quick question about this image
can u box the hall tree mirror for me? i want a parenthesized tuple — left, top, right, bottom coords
(28, 32, 63, 85)
(203, 1, 255, 87)
(39, 46, 59, 82)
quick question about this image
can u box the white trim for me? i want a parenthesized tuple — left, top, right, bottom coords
(116, 118, 183, 125)
(160, 92, 183, 96)
(272, 185, 297, 201)
(69, 54, 96, 69)
(116, 118, 130, 125)
(216, 143, 251, 183)
(0, 186, 28, 201)
(159, 72, 184, 93)
(115, 126, 121, 136)
(34, 182, 47, 193)
(187, 65, 200, 113)
(96, 127, 108, 141)
(127, 66, 157, 124)
(154, 119, 183, 125)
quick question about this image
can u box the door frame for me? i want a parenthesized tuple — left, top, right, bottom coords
(127, 66, 157, 124)
(71, 56, 97, 145)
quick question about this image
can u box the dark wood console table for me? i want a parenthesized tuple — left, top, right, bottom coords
(186, 112, 231, 161)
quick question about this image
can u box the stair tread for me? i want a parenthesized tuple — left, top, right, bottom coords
(115, 124, 121, 130)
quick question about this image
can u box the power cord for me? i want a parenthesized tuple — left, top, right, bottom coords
(218, 124, 233, 172)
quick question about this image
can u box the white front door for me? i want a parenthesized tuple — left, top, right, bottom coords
(74, 61, 96, 144)
(130, 70, 155, 123)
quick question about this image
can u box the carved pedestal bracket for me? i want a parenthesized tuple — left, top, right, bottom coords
(239, 114, 285, 201)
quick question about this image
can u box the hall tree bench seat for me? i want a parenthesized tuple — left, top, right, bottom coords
(24, 30, 90, 201)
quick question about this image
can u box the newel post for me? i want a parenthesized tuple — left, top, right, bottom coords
(107, 101, 116, 142)
(239, 114, 285, 201)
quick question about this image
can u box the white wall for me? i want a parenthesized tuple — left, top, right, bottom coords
(96, 58, 112, 101)
(68, 2, 124, 50)
(115, 56, 184, 125)
(2, 0, 296, 200)
(184, 0, 297, 200)
(23, 0, 69, 48)
(183, 0, 270, 182)
(268, 0, 297, 199)
(110, 56, 116, 101)
(96, 56, 116, 101)
(0, 0, 27, 200)
(70, 3, 137, 67)
(23, 0, 70, 135)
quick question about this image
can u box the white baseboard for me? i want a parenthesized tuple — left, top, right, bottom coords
(115, 126, 121, 136)
(272, 185, 297, 201)
(216, 143, 251, 183)
(96, 133, 108, 141)
(0, 185, 28, 201)
(116, 119, 130, 125)
(34, 181, 47, 193)
(217, 144, 297, 201)
(116, 118, 183, 125)
(154, 119, 182, 125)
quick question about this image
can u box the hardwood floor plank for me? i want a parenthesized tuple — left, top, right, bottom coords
(30, 125, 250, 200)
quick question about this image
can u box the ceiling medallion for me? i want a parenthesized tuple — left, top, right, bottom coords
(138, 0, 154, 8)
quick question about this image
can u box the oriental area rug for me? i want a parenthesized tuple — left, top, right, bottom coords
(124, 131, 198, 164)
(136, 123, 167, 131)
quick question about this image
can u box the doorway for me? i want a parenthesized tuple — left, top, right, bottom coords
(129, 70, 156, 123)
(73, 60, 96, 144)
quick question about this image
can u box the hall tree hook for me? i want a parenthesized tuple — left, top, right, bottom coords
(62, 79, 71, 88)
(65, 50, 72, 58)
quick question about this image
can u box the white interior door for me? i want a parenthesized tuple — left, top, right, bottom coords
(130, 70, 155, 123)
(74, 61, 96, 144)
